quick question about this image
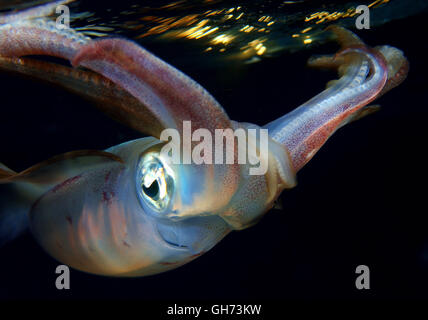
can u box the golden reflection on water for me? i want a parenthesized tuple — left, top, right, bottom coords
(71, 0, 392, 63)
(1, 0, 396, 63)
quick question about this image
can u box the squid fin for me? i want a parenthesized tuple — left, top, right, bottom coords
(0, 150, 123, 246)
(0, 150, 123, 185)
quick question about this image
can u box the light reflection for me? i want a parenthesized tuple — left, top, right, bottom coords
(67, 0, 396, 63)
(211, 34, 235, 45)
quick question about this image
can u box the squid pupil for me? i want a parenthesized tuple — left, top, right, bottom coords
(143, 180, 159, 198)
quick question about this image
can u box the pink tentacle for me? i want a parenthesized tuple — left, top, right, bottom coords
(71, 38, 233, 134)
(0, 19, 89, 61)
(266, 45, 388, 172)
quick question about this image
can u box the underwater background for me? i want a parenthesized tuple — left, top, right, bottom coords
(0, 0, 427, 301)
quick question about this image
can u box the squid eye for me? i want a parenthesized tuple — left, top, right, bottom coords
(143, 180, 159, 198)
(137, 153, 174, 212)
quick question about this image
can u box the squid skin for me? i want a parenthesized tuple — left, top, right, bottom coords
(30, 139, 234, 276)
(0, 2, 408, 276)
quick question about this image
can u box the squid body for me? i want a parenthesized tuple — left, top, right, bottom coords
(0, 1, 408, 276)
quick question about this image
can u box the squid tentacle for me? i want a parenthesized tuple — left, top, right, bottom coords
(265, 40, 388, 172)
(0, 0, 73, 25)
(0, 19, 89, 60)
(0, 55, 165, 137)
(71, 38, 233, 134)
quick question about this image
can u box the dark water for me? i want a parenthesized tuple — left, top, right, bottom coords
(0, 0, 427, 305)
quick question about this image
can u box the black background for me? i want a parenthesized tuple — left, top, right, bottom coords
(0, 1, 427, 305)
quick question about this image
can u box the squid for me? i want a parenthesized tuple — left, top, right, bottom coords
(0, 1, 408, 276)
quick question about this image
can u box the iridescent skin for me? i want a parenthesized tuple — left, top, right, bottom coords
(0, 2, 408, 276)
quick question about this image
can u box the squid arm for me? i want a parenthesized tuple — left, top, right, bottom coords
(265, 25, 408, 172)
(0, 55, 164, 138)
